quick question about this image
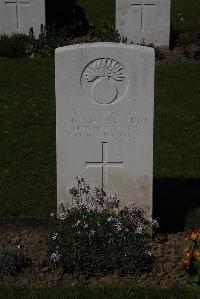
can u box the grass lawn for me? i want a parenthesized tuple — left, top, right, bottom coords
(0, 286, 200, 299)
(77, 0, 200, 32)
(0, 58, 200, 230)
(0, 58, 56, 216)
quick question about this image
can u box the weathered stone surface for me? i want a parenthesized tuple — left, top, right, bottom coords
(116, 0, 171, 46)
(56, 43, 155, 215)
(0, 0, 45, 37)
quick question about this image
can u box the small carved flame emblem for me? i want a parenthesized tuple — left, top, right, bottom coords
(81, 58, 128, 105)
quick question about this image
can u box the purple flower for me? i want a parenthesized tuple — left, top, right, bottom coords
(93, 187, 104, 200)
(127, 202, 140, 214)
(78, 202, 90, 210)
(107, 194, 120, 208)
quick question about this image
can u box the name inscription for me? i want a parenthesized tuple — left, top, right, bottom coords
(60, 110, 148, 138)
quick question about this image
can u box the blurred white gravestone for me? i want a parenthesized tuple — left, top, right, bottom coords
(56, 43, 155, 216)
(0, 0, 45, 37)
(116, 0, 171, 46)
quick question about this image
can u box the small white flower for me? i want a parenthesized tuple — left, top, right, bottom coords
(145, 250, 153, 257)
(107, 216, 115, 222)
(17, 245, 21, 249)
(58, 212, 67, 221)
(136, 226, 143, 234)
(74, 220, 81, 227)
(149, 217, 159, 228)
(51, 251, 61, 263)
(89, 229, 96, 236)
(50, 212, 54, 217)
(52, 233, 58, 240)
(180, 17, 184, 21)
(115, 222, 122, 231)
(82, 222, 88, 229)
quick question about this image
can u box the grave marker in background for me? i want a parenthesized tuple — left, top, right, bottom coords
(0, 0, 45, 37)
(116, 0, 171, 46)
(56, 43, 155, 215)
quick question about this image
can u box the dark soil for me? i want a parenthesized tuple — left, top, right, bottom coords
(0, 217, 193, 288)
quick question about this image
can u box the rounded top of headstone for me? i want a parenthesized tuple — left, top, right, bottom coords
(55, 42, 155, 55)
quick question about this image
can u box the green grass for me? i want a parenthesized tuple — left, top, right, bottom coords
(0, 286, 199, 299)
(1, 58, 200, 227)
(154, 61, 200, 178)
(0, 58, 56, 216)
(77, 0, 200, 32)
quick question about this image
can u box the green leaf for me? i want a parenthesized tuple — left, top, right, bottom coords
(188, 274, 200, 283)
(176, 266, 188, 277)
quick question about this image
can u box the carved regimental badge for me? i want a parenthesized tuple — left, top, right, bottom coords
(81, 58, 129, 104)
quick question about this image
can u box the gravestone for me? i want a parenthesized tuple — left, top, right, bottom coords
(0, 0, 45, 37)
(56, 43, 155, 215)
(116, 0, 171, 46)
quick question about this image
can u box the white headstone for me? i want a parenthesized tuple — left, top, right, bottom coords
(0, 0, 45, 37)
(116, 0, 171, 46)
(56, 43, 155, 215)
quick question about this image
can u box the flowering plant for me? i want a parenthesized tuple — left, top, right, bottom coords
(177, 231, 200, 284)
(47, 177, 158, 277)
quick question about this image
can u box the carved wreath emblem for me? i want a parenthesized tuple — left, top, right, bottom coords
(81, 58, 128, 105)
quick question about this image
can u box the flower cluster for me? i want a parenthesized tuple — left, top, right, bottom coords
(47, 177, 156, 277)
(177, 230, 200, 284)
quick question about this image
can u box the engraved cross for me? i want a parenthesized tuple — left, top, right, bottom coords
(85, 142, 124, 191)
(131, 1, 156, 31)
(5, 0, 30, 30)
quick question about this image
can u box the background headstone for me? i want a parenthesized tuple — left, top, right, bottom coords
(0, 0, 45, 37)
(56, 43, 155, 215)
(116, 0, 171, 46)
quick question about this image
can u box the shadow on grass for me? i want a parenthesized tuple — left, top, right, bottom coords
(153, 178, 200, 233)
